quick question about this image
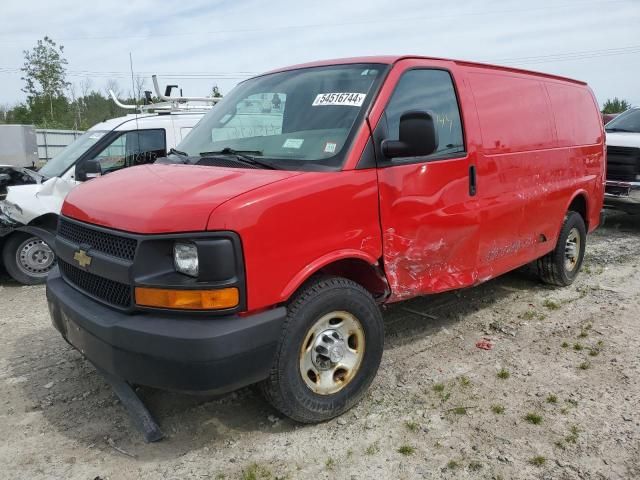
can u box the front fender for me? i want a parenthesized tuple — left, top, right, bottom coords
(16, 226, 57, 251)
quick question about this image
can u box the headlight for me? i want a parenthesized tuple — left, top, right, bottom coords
(174, 242, 199, 277)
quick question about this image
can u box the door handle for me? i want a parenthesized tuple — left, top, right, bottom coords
(469, 165, 477, 196)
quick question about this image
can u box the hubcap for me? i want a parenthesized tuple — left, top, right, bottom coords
(299, 311, 365, 395)
(564, 227, 581, 272)
(16, 237, 56, 277)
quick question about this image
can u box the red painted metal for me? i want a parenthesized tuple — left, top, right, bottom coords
(62, 57, 605, 312)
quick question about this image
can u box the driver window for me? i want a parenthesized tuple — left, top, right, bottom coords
(92, 129, 166, 174)
(212, 93, 286, 142)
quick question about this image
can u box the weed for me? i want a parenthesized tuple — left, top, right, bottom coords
(365, 442, 380, 456)
(554, 440, 566, 449)
(433, 383, 445, 393)
(561, 341, 569, 348)
(583, 264, 592, 274)
(497, 368, 510, 379)
(529, 456, 546, 466)
(522, 310, 546, 321)
(451, 406, 468, 415)
(346, 449, 353, 458)
(566, 399, 578, 407)
(543, 299, 560, 310)
(468, 461, 483, 471)
(589, 347, 600, 357)
(579, 361, 591, 370)
(491, 404, 505, 414)
(459, 375, 471, 387)
(398, 445, 415, 456)
(560, 407, 569, 415)
(597, 340, 604, 347)
(546, 394, 558, 404)
(565, 425, 579, 444)
(404, 420, 419, 432)
(578, 330, 588, 338)
(525, 413, 543, 425)
(242, 463, 272, 480)
(573, 343, 583, 351)
(440, 392, 451, 403)
(215, 474, 226, 480)
(325, 458, 335, 470)
(446, 460, 459, 470)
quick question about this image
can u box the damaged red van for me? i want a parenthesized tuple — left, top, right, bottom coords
(47, 56, 605, 424)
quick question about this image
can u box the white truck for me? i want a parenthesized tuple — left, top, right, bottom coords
(1, 81, 217, 284)
(604, 107, 640, 214)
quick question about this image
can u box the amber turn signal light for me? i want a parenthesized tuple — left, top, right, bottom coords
(135, 287, 239, 310)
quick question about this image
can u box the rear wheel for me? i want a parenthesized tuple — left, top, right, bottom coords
(537, 211, 586, 286)
(261, 276, 384, 423)
(2, 232, 56, 285)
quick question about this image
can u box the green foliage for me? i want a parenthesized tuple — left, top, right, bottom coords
(602, 97, 631, 114)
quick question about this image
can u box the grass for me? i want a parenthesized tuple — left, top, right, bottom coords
(561, 341, 569, 348)
(543, 299, 560, 310)
(529, 456, 546, 467)
(450, 406, 468, 415)
(404, 420, 419, 432)
(573, 343, 583, 351)
(459, 375, 471, 387)
(468, 461, 482, 472)
(398, 445, 415, 456)
(446, 460, 459, 470)
(365, 442, 380, 456)
(578, 330, 589, 338)
(242, 463, 272, 480)
(525, 412, 543, 425)
(521, 310, 546, 321)
(497, 368, 510, 379)
(491, 404, 505, 414)
(546, 394, 558, 404)
(589, 347, 601, 357)
(579, 361, 591, 370)
(325, 458, 335, 470)
(565, 425, 580, 444)
(433, 383, 445, 393)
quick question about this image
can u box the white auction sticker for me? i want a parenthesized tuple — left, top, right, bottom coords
(323, 142, 337, 153)
(282, 138, 304, 149)
(312, 92, 366, 107)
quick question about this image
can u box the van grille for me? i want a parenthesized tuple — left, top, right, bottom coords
(58, 259, 132, 308)
(606, 146, 640, 182)
(58, 218, 137, 261)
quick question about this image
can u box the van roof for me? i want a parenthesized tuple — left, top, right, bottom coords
(88, 111, 205, 132)
(264, 55, 587, 86)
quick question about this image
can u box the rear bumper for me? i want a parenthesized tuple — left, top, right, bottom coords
(604, 181, 640, 213)
(46, 268, 287, 393)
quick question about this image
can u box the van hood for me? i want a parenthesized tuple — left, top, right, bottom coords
(606, 131, 640, 148)
(3, 177, 75, 224)
(62, 164, 303, 233)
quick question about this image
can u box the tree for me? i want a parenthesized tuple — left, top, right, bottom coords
(602, 97, 631, 114)
(20, 36, 70, 122)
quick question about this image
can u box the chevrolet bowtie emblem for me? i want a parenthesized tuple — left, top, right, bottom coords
(73, 249, 92, 268)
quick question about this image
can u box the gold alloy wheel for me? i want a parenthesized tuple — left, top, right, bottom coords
(564, 227, 581, 272)
(299, 311, 366, 395)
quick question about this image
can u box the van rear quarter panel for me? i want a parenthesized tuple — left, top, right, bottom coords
(464, 66, 604, 280)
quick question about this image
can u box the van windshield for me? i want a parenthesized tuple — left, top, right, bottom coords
(38, 130, 108, 178)
(178, 64, 386, 170)
(605, 109, 640, 133)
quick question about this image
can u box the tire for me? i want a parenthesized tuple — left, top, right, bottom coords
(537, 211, 586, 286)
(261, 276, 384, 423)
(2, 232, 56, 285)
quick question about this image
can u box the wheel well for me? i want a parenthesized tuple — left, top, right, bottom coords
(316, 258, 389, 301)
(28, 213, 59, 232)
(568, 194, 588, 230)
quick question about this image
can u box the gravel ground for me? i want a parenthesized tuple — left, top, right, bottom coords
(1, 210, 639, 480)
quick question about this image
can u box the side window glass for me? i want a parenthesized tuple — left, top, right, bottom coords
(385, 69, 465, 158)
(91, 129, 166, 175)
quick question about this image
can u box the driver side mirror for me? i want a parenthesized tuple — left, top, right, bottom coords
(75, 159, 102, 182)
(382, 110, 439, 159)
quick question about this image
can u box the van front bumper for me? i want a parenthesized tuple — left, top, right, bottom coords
(604, 181, 640, 213)
(46, 268, 286, 394)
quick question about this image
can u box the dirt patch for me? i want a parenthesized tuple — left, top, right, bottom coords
(1, 211, 639, 479)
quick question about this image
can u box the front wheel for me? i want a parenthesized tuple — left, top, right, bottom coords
(261, 276, 384, 423)
(537, 211, 586, 286)
(2, 232, 56, 285)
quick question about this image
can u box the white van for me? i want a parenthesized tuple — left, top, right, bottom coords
(0, 109, 207, 284)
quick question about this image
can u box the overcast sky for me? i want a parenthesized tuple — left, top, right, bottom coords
(0, 0, 639, 108)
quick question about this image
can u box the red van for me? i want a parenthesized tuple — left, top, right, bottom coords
(47, 56, 604, 424)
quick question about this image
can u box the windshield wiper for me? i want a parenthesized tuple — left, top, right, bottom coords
(169, 148, 189, 157)
(199, 148, 276, 170)
(605, 128, 633, 133)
